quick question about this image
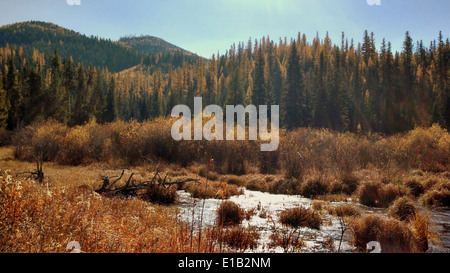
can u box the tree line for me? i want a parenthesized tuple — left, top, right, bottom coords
(0, 30, 449, 134)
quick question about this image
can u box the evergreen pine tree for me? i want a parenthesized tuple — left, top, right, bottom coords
(281, 40, 302, 129)
(102, 77, 117, 123)
(0, 76, 8, 128)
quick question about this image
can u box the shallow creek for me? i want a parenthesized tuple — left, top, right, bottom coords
(177, 188, 450, 253)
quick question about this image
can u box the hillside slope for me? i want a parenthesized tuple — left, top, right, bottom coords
(0, 21, 143, 72)
(0, 21, 199, 73)
(118, 35, 194, 56)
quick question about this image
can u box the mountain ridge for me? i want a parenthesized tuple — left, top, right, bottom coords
(118, 35, 195, 56)
(0, 21, 198, 72)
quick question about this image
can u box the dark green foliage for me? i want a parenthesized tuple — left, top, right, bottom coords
(0, 77, 7, 128)
(0, 21, 141, 72)
(0, 23, 448, 134)
(281, 40, 303, 129)
(103, 77, 117, 123)
(0, 21, 200, 74)
(252, 47, 266, 108)
(118, 35, 194, 56)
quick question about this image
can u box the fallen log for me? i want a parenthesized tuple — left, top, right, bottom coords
(95, 169, 200, 197)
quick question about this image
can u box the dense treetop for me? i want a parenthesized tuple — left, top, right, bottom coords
(0, 21, 198, 73)
(0, 22, 448, 135)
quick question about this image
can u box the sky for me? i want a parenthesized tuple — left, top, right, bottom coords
(0, 0, 449, 58)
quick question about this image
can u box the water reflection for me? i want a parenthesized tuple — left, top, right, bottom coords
(177, 188, 450, 253)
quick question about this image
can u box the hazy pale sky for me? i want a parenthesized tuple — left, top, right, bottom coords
(0, 0, 449, 57)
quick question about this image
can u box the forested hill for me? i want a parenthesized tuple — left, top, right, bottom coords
(118, 35, 194, 56)
(0, 21, 198, 72)
(0, 22, 448, 134)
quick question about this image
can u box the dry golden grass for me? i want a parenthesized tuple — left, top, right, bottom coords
(0, 147, 238, 253)
(11, 119, 450, 179)
(269, 227, 306, 253)
(278, 207, 322, 230)
(388, 197, 417, 222)
(216, 201, 245, 226)
(182, 180, 243, 199)
(218, 226, 260, 251)
(355, 178, 409, 208)
(329, 204, 362, 217)
(2, 120, 449, 253)
(0, 171, 221, 253)
(350, 213, 432, 253)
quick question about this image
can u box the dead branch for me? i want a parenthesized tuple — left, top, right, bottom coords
(17, 158, 44, 183)
(97, 170, 125, 193)
(336, 214, 357, 253)
(95, 169, 200, 197)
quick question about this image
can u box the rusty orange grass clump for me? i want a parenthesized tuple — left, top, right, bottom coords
(350, 213, 432, 253)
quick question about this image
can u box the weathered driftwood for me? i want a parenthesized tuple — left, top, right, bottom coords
(95, 168, 199, 196)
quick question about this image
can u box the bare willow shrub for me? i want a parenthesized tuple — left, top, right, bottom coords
(401, 125, 450, 172)
(279, 131, 305, 179)
(86, 121, 111, 161)
(300, 175, 330, 198)
(201, 139, 229, 168)
(224, 140, 252, 175)
(12, 119, 67, 161)
(108, 118, 180, 165)
(281, 129, 364, 180)
(356, 137, 379, 168)
(0, 127, 11, 146)
(331, 133, 360, 175)
(110, 120, 145, 164)
(145, 118, 181, 162)
(303, 129, 335, 172)
(258, 149, 279, 174)
(57, 120, 112, 165)
(57, 125, 90, 165)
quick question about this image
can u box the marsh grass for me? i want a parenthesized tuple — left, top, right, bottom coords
(278, 207, 322, 230)
(220, 226, 260, 251)
(216, 201, 245, 226)
(0, 171, 219, 253)
(2, 119, 449, 253)
(388, 197, 417, 222)
(269, 227, 306, 253)
(350, 213, 431, 253)
(11, 120, 449, 183)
